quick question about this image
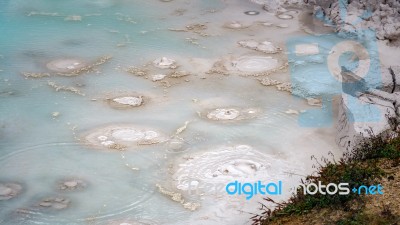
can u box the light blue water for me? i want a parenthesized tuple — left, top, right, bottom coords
(0, 1, 341, 224)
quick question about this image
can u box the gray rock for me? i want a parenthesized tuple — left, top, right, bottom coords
(308, 0, 400, 43)
(392, 92, 400, 108)
(366, 89, 397, 103)
(379, 66, 400, 93)
(336, 91, 397, 150)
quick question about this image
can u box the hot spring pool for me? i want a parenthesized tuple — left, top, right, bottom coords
(0, 0, 342, 224)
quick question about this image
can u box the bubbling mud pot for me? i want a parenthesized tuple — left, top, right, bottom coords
(173, 145, 302, 191)
(106, 96, 144, 109)
(153, 57, 177, 69)
(244, 11, 260, 16)
(238, 40, 282, 54)
(223, 21, 248, 29)
(208, 53, 288, 77)
(203, 107, 260, 122)
(232, 56, 280, 73)
(84, 125, 168, 150)
(46, 58, 87, 74)
(58, 179, 87, 191)
(112, 97, 143, 107)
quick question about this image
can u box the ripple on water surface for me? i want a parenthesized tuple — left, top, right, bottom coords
(0, 143, 159, 225)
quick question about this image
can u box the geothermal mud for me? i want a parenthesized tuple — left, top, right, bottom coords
(5, 0, 396, 224)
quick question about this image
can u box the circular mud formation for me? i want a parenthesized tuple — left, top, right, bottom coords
(210, 54, 288, 76)
(58, 179, 87, 191)
(276, 24, 289, 28)
(173, 145, 299, 191)
(153, 57, 177, 69)
(46, 58, 86, 74)
(223, 21, 247, 29)
(260, 22, 273, 27)
(166, 137, 189, 153)
(102, 91, 147, 109)
(202, 107, 260, 122)
(244, 11, 260, 16)
(106, 96, 144, 109)
(84, 125, 167, 150)
(294, 43, 320, 56)
(207, 108, 240, 120)
(37, 197, 70, 210)
(0, 183, 22, 200)
(238, 40, 282, 54)
(276, 13, 294, 20)
(151, 74, 166, 81)
(229, 55, 280, 73)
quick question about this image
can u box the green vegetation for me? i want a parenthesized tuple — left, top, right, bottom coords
(252, 130, 400, 225)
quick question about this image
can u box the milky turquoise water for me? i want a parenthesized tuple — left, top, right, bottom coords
(0, 1, 342, 224)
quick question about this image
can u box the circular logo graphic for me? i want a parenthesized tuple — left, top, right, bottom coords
(327, 40, 370, 83)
